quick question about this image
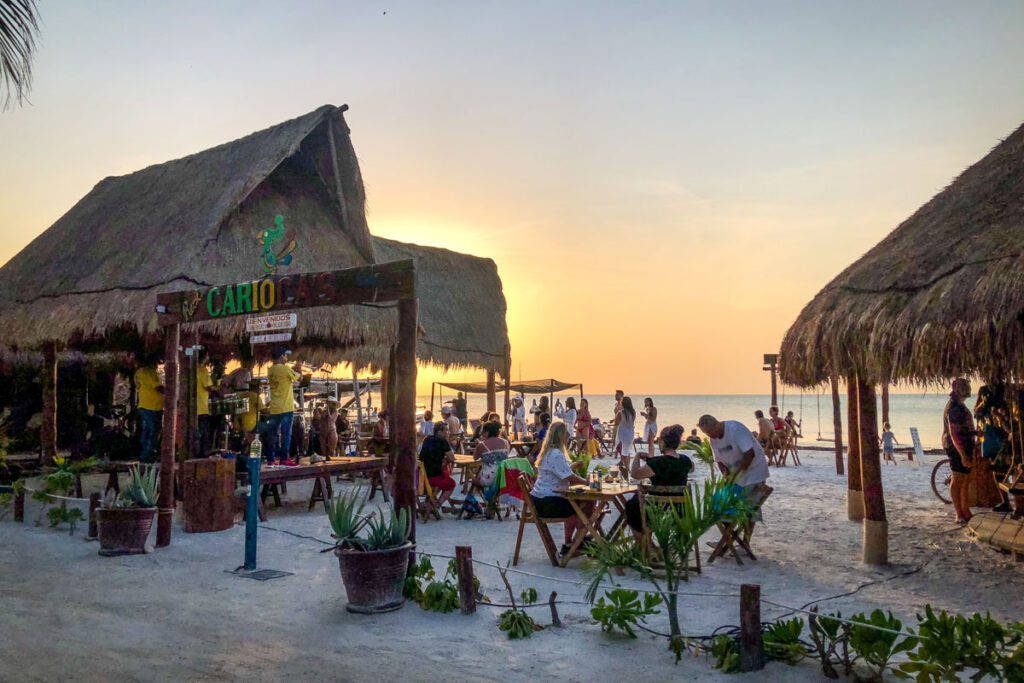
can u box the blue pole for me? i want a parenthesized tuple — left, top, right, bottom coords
(245, 454, 260, 571)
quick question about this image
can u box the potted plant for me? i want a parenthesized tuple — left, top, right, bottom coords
(97, 464, 158, 556)
(326, 486, 412, 614)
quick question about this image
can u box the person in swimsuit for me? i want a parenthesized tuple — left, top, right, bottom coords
(641, 398, 658, 446)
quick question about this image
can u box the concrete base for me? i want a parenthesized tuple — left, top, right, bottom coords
(847, 491, 864, 521)
(862, 518, 889, 565)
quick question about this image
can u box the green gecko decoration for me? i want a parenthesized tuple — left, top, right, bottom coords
(257, 215, 297, 274)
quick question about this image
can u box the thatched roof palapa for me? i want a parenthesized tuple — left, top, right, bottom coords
(780, 122, 1024, 387)
(0, 104, 509, 372)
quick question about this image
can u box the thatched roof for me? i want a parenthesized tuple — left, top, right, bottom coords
(780, 121, 1024, 387)
(0, 105, 509, 372)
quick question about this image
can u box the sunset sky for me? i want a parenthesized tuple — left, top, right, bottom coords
(2, 1, 1024, 394)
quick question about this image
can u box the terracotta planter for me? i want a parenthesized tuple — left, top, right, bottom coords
(97, 507, 156, 556)
(335, 542, 413, 614)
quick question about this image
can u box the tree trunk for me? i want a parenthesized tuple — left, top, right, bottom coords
(857, 377, 888, 565)
(881, 382, 890, 426)
(157, 324, 180, 547)
(40, 342, 58, 466)
(846, 378, 863, 521)
(830, 376, 844, 476)
(393, 300, 419, 548)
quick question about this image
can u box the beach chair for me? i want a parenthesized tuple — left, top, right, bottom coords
(708, 484, 773, 565)
(781, 428, 801, 466)
(416, 461, 442, 522)
(512, 474, 572, 567)
(639, 484, 701, 576)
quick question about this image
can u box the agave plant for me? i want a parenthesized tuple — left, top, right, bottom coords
(325, 486, 410, 551)
(361, 507, 411, 551)
(117, 464, 159, 508)
(326, 485, 370, 543)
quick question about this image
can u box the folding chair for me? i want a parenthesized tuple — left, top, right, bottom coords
(708, 485, 773, 565)
(417, 461, 442, 522)
(639, 485, 701, 576)
(512, 474, 573, 567)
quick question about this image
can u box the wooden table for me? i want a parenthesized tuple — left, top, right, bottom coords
(560, 482, 636, 567)
(73, 460, 140, 498)
(509, 441, 536, 459)
(254, 456, 388, 520)
(453, 454, 481, 494)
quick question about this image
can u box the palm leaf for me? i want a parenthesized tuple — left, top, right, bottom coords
(0, 0, 40, 109)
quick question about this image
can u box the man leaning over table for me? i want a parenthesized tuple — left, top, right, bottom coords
(698, 413, 772, 516)
(266, 347, 301, 467)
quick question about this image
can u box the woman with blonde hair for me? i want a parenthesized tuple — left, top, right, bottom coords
(530, 422, 594, 558)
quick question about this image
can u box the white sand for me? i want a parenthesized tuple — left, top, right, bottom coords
(3, 450, 1023, 681)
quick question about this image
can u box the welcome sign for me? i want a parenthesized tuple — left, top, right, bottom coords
(156, 260, 416, 326)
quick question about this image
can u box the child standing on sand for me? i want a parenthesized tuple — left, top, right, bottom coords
(881, 422, 898, 464)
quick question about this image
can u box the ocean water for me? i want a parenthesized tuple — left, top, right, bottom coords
(415, 391, 955, 449)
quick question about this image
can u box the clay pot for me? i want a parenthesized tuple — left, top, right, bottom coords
(97, 507, 156, 556)
(334, 542, 413, 614)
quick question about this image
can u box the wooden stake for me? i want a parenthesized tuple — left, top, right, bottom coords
(13, 488, 24, 523)
(857, 377, 888, 565)
(157, 324, 180, 548)
(86, 492, 101, 540)
(548, 591, 561, 627)
(846, 377, 863, 521)
(41, 342, 57, 466)
(830, 376, 844, 476)
(739, 584, 765, 672)
(456, 545, 476, 615)
(393, 299, 419, 549)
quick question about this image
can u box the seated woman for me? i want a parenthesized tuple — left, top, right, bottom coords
(529, 412, 552, 464)
(368, 410, 389, 456)
(473, 420, 510, 503)
(419, 421, 456, 510)
(624, 424, 694, 537)
(529, 422, 594, 558)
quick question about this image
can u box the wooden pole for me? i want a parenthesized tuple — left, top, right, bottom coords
(352, 369, 363, 430)
(846, 377, 863, 521)
(770, 366, 778, 408)
(503, 349, 512, 430)
(394, 299, 419, 548)
(86, 492, 101, 540)
(739, 584, 765, 672)
(13, 488, 24, 522)
(830, 376, 844, 476)
(41, 342, 57, 466)
(430, 382, 436, 414)
(387, 348, 397, 470)
(857, 377, 888, 565)
(157, 324, 180, 548)
(379, 365, 390, 410)
(486, 370, 496, 413)
(881, 382, 890, 426)
(455, 545, 476, 614)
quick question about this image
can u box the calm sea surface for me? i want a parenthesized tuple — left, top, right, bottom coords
(411, 391, 955, 449)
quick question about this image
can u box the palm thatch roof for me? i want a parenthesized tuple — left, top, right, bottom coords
(780, 121, 1024, 387)
(0, 104, 509, 372)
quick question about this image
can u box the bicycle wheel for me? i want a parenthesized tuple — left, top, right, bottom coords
(931, 458, 952, 505)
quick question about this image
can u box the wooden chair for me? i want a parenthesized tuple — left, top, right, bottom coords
(638, 485, 701, 576)
(417, 461, 442, 522)
(708, 485, 773, 565)
(512, 474, 573, 567)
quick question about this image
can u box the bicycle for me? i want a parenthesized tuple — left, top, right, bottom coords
(930, 458, 952, 505)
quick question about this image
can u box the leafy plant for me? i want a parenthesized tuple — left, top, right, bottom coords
(324, 486, 410, 551)
(33, 456, 96, 534)
(109, 464, 158, 508)
(899, 605, 1023, 682)
(711, 634, 741, 673)
(0, 478, 24, 521)
(681, 437, 717, 477)
(809, 608, 847, 679)
(498, 608, 541, 639)
(847, 609, 916, 681)
(591, 588, 662, 638)
(763, 617, 808, 665)
(362, 506, 411, 551)
(403, 555, 435, 602)
(420, 578, 460, 613)
(570, 449, 592, 477)
(326, 486, 370, 542)
(520, 587, 538, 606)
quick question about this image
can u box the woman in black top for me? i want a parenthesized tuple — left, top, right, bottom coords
(419, 421, 456, 509)
(624, 424, 693, 534)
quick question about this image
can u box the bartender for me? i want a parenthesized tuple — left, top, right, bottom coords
(266, 347, 302, 467)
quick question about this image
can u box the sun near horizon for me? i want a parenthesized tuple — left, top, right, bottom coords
(2, 2, 1024, 395)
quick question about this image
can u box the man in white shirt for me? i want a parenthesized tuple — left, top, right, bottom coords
(698, 414, 770, 488)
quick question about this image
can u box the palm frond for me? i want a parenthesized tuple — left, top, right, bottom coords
(0, 0, 40, 110)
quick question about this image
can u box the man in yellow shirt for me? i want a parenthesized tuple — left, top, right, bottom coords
(196, 352, 219, 456)
(134, 354, 164, 463)
(266, 347, 301, 466)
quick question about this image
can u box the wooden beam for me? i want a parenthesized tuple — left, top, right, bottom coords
(486, 370, 496, 413)
(857, 377, 888, 565)
(157, 324, 180, 547)
(40, 342, 57, 466)
(393, 299, 418, 549)
(156, 260, 416, 325)
(830, 376, 844, 476)
(846, 377, 863, 521)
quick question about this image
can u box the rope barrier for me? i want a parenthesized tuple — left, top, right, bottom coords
(19, 486, 90, 504)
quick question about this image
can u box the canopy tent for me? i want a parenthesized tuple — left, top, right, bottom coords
(430, 378, 582, 413)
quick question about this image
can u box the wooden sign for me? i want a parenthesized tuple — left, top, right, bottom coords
(250, 332, 293, 345)
(157, 260, 416, 326)
(246, 313, 297, 333)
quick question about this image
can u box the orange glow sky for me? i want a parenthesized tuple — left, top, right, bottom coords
(2, 2, 1024, 394)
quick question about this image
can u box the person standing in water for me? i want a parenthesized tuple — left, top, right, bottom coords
(641, 397, 658, 446)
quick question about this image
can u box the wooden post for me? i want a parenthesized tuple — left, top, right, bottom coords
(846, 377, 863, 521)
(41, 342, 58, 466)
(455, 545, 476, 614)
(86, 492, 101, 540)
(387, 348, 398, 469)
(830, 376, 844, 476)
(762, 354, 779, 408)
(187, 333, 199, 460)
(379, 365, 390, 410)
(881, 382, 890, 427)
(13, 488, 24, 522)
(486, 370, 497, 413)
(857, 377, 888, 565)
(393, 299, 419, 548)
(503, 348, 512, 429)
(157, 324, 180, 548)
(430, 382, 436, 413)
(739, 584, 765, 671)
